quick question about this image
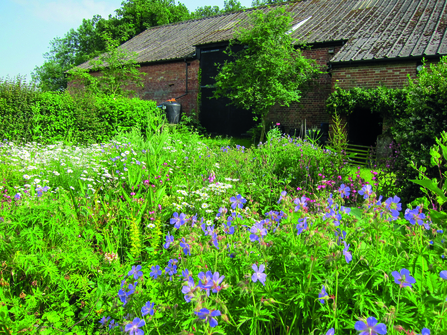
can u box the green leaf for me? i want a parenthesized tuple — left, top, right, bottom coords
(410, 179, 447, 202)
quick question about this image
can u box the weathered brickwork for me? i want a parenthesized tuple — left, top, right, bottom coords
(134, 59, 200, 116)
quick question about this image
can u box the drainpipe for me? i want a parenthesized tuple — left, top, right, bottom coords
(175, 58, 189, 100)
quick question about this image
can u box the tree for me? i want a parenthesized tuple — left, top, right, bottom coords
(251, 0, 286, 7)
(192, 0, 245, 19)
(212, 6, 321, 142)
(33, 0, 191, 92)
(67, 34, 145, 98)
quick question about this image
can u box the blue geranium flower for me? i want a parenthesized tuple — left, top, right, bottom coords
(230, 194, 246, 209)
(355, 317, 386, 335)
(128, 265, 143, 280)
(339, 184, 350, 198)
(391, 268, 416, 288)
(195, 308, 221, 328)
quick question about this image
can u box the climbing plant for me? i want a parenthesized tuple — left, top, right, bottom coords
(325, 83, 407, 119)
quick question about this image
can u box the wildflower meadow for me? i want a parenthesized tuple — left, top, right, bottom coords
(0, 116, 447, 335)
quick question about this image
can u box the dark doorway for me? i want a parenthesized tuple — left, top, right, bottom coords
(348, 108, 382, 146)
(198, 45, 257, 137)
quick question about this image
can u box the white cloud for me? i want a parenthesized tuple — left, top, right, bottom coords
(11, 0, 120, 24)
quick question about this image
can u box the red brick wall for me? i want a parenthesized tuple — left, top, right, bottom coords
(267, 52, 422, 135)
(135, 59, 200, 116)
(332, 61, 417, 90)
(267, 46, 342, 133)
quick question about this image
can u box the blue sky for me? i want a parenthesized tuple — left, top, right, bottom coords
(0, 0, 253, 82)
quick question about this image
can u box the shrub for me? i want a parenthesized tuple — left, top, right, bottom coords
(391, 56, 447, 204)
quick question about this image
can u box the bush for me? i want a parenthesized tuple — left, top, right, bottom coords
(0, 83, 162, 145)
(0, 76, 41, 141)
(391, 56, 447, 204)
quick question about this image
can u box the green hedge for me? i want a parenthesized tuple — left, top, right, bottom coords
(0, 76, 161, 144)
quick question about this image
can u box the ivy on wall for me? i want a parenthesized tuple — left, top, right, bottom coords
(325, 83, 407, 120)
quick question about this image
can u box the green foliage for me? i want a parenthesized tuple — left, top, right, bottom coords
(33, 0, 192, 92)
(326, 84, 407, 119)
(327, 112, 350, 176)
(2, 128, 446, 333)
(213, 6, 321, 142)
(410, 131, 447, 225)
(0, 81, 162, 144)
(192, 0, 245, 19)
(68, 34, 145, 98)
(390, 57, 447, 204)
(0, 76, 42, 141)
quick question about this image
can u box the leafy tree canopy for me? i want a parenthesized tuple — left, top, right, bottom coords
(32, 0, 192, 92)
(68, 34, 145, 98)
(192, 0, 245, 19)
(212, 6, 321, 142)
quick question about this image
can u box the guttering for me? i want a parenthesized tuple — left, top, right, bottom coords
(329, 54, 445, 68)
(175, 58, 189, 100)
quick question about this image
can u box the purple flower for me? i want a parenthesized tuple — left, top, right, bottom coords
(128, 265, 143, 280)
(335, 229, 347, 245)
(296, 217, 308, 235)
(125, 317, 145, 335)
(359, 184, 373, 199)
(141, 301, 155, 316)
(99, 316, 110, 325)
(339, 184, 350, 198)
(165, 263, 177, 280)
(195, 308, 221, 328)
(230, 194, 246, 209)
(319, 285, 328, 304)
(354, 317, 387, 335)
(343, 241, 352, 264)
(216, 207, 228, 217)
(211, 272, 225, 293)
(250, 222, 267, 242)
(14, 193, 21, 200)
(385, 196, 402, 218)
(440, 270, 447, 280)
(182, 277, 197, 302)
(324, 209, 342, 226)
(109, 319, 118, 329)
(170, 212, 186, 229)
(149, 265, 162, 280)
(212, 233, 219, 249)
(294, 196, 307, 211)
(223, 221, 235, 234)
(198, 271, 213, 292)
(252, 264, 267, 286)
(118, 289, 128, 305)
(163, 232, 174, 249)
(404, 207, 426, 226)
(326, 328, 335, 335)
(180, 237, 191, 256)
(391, 268, 416, 288)
(420, 328, 430, 335)
(277, 191, 287, 204)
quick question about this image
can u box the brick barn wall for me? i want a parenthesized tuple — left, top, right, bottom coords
(332, 61, 418, 90)
(267, 46, 342, 133)
(135, 59, 200, 116)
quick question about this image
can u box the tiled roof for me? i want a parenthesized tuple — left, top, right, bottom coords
(77, 0, 447, 69)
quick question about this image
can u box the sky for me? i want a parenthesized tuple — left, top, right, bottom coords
(0, 0, 254, 82)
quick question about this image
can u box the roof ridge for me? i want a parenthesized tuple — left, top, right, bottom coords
(134, 0, 306, 32)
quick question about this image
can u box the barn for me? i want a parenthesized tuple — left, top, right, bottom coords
(76, 0, 447, 146)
